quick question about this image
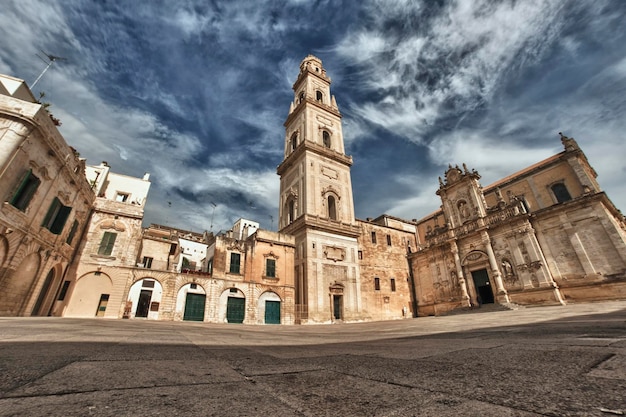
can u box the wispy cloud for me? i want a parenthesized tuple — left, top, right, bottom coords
(1, 0, 624, 232)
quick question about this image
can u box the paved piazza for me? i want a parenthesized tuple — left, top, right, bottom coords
(1, 302, 625, 416)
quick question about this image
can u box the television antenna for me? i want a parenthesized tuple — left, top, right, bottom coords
(209, 202, 217, 231)
(32, 51, 67, 88)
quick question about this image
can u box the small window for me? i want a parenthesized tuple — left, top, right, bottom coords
(142, 257, 153, 268)
(299, 91, 305, 103)
(322, 131, 331, 148)
(208, 258, 214, 274)
(169, 244, 177, 255)
(374, 277, 380, 291)
(371, 231, 377, 244)
(230, 288, 238, 293)
(142, 279, 155, 288)
(229, 252, 241, 274)
(266, 259, 276, 278)
(10, 169, 40, 211)
(316, 91, 323, 102)
(116, 193, 129, 202)
(42, 197, 71, 235)
(328, 195, 337, 220)
(287, 200, 295, 224)
(57, 281, 71, 301)
(551, 183, 572, 203)
(390, 278, 396, 292)
(66, 220, 79, 245)
(290, 132, 298, 152)
(358, 250, 363, 260)
(98, 232, 117, 256)
(386, 235, 392, 246)
(190, 283, 197, 290)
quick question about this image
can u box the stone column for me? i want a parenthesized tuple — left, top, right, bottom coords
(450, 241, 471, 306)
(481, 230, 510, 303)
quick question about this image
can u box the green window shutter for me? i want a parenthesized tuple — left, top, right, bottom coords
(266, 259, 276, 277)
(229, 253, 241, 274)
(10, 170, 41, 211)
(50, 205, 71, 234)
(42, 198, 61, 229)
(98, 232, 117, 256)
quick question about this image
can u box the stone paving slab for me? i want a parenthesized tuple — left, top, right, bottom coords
(0, 301, 625, 416)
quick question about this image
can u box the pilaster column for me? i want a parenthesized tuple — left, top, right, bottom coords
(450, 241, 470, 306)
(481, 230, 510, 302)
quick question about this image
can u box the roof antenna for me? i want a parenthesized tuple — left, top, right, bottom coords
(32, 51, 67, 88)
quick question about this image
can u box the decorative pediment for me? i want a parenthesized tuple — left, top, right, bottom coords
(264, 251, 279, 260)
(462, 250, 487, 265)
(321, 185, 340, 197)
(226, 241, 245, 252)
(29, 161, 53, 180)
(99, 219, 126, 232)
(57, 190, 72, 206)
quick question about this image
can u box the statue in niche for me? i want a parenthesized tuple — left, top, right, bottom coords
(501, 259, 514, 277)
(458, 200, 470, 219)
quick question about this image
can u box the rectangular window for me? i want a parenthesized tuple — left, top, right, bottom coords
(208, 258, 213, 274)
(390, 278, 396, 292)
(387, 234, 392, 246)
(371, 231, 377, 244)
(57, 281, 71, 301)
(42, 197, 72, 234)
(229, 252, 241, 274)
(358, 250, 363, 260)
(374, 277, 380, 291)
(142, 256, 153, 268)
(10, 169, 40, 211)
(169, 244, 177, 255)
(97, 232, 117, 256)
(266, 259, 276, 278)
(66, 220, 79, 245)
(142, 279, 155, 288)
(115, 192, 129, 202)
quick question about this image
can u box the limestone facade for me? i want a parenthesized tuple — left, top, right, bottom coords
(60, 162, 151, 318)
(0, 75, 94, 316)
(410, 134, 626, 315)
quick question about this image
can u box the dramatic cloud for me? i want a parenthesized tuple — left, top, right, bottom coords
(1, 0, 624, 232)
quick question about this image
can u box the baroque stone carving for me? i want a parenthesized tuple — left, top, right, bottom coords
(323, 245, 346, 262)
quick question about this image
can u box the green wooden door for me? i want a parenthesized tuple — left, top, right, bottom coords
(265, 300, 281, 324)
(183, 293, 206, 321)
(226, 297, 245, 323)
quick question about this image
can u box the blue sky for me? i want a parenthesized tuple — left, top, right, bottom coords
(1, 1, 625, 233)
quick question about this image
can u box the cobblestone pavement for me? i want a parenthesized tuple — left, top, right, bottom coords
(1, 301, 625, 416)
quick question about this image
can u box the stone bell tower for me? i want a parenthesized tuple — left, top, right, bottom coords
(277, 55, 362, 323)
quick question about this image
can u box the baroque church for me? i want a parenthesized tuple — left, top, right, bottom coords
(0, 57, 625, 323)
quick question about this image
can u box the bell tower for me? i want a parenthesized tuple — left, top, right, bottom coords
(277, 55, 362, 323)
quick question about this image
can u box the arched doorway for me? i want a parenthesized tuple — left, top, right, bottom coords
(65, 272, 113, 317)
(0, 252, 40, 315)
(219, 288, 245, 323)
(259, 291, 281, 324)
(176, 283, 206, 321)
(128, 279, 163, 319)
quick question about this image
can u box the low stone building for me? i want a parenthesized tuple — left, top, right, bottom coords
(0, 74, 93, 317)
(60, 162, 151, 318)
